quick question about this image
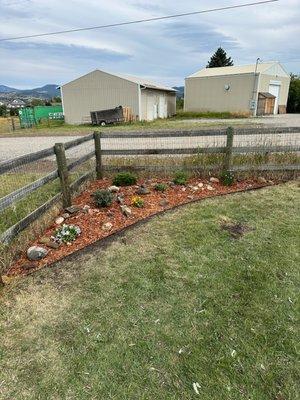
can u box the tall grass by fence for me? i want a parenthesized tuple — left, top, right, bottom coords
(0, 126, 299, 246)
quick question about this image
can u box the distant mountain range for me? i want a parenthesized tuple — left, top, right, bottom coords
(173, 86, 184, 98)
(0, 83, 182, 100)
(0, 84, 60, 99)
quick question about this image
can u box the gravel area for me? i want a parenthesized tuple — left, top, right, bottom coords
(1, 114, 299, 162)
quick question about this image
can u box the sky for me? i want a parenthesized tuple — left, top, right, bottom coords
(0, 0, 299, 89)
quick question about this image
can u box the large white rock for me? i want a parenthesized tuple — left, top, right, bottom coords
(27, 246, 48, 261)
(55, 216, 64, 225)
(108, 185, 120, 192)
(210, 177, 220, 183)
(120, 205, 132, 217)
(102, 222, 113, 231)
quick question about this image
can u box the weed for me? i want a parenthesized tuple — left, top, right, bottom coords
(154, 183, 168, 192)
(173, 171, 188, 185)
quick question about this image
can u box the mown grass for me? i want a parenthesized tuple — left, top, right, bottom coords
(174, 110, 249, 119)
(0, 115, 257, 137)
(0, 182, 299, 399)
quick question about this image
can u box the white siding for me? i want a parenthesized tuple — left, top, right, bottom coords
(141, 89, 176, 121)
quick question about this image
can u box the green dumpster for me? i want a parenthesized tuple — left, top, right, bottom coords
(19, 105, 64, 128)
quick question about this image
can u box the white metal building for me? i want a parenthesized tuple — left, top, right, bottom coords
(184, 62, 290, 116)
(60, 70, 176, 124)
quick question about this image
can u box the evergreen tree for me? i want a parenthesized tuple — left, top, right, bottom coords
(287, 74, 300, 113)
(207, 47, 234, 68)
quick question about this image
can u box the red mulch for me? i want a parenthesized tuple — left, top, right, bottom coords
(7, 178, 268, 277)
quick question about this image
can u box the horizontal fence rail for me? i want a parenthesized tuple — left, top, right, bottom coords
(0, 193, 62, 245)
(0, 170, 58, 213)
(0, 133, 95, 244)
(0, 146, 55, 174)
(101, 126, 300, 139)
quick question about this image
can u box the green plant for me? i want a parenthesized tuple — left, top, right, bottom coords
(173, 171, 188, 185)
(132, 196, 144, 208)
(92, 189, 114, 207)
(220, 170, 235, 186)
(54, 224, 81, 244)
(154, 183, 168, 192)
(113, 172, 137, 186)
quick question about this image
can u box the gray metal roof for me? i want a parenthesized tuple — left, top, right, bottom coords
(61, 69, 176, 92)
(108, 71, 176, 92)
(187, 61, 288, 78)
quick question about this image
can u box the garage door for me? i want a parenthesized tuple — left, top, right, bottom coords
(268, 84, 281, 114)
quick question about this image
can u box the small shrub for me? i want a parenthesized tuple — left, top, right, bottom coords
(113, 172, 137, 186)
(92, 189, 114, 207)
(220, 171, 235, 186)
(54, 224, 81, 244)
(132, 196, 144, 208)
(154, 183, 168, 192)
(173, 171, 188, 185)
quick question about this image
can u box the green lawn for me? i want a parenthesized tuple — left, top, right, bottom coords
(0, 182, 299, 399)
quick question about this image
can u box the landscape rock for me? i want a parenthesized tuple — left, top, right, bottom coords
(120, 205, 132, 217)
(210, 177, 220, 183)
(257, 176, 267, 184)
(117, 195, 125, 204)
(62, 213, 71, 219)
(206, 185, 215, 191)
(82, 205, 91, 213)
(108, 185, 120, 193)
(47, 241, 61, 249)
(159, 199, 169, 207)
(136, 185, 150, 195)
(27, 246, 48, 261)
(55, 216, 64, 225)
(198, 182, 204, 188)
(187, 195, 194, 200)
(181, 187, 186, 192)
(189, 185, 199, 191)
(65, 205, 81, 214)
(102, 222, 113, 231)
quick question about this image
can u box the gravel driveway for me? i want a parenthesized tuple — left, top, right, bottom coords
(1, 114, 299, 163)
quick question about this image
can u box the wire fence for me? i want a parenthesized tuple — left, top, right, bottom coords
(0, 126, 299, 248)
(0, 134, 95, 244)
(100, 127, 300, 176)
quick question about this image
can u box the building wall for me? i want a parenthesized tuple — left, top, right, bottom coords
(140, 89, 176, 121)
(258, 74, 290, 107)
(184, 74, 255, 114)
(61, 70, 140, 124)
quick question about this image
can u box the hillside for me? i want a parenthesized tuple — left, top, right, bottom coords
(173, 86, 184, 98)
(0, 84, 60, 99)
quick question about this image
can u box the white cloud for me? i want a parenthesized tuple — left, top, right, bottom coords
(0, 0, 299, 87)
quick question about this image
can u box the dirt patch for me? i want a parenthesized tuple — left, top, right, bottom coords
(221, 220, 254, 239)
(5, 177, 267, 278)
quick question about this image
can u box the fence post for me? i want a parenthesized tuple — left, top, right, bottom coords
(11, 117, 15, 131)
(54, 142, 72, 208)
(94, 132, 103, 179)
(223, 126, 234, 172)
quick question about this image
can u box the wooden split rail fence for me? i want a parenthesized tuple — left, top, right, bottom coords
(0, 126, 299, 244)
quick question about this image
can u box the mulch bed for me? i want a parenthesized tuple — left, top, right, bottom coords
(6, 177, 270, 277)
